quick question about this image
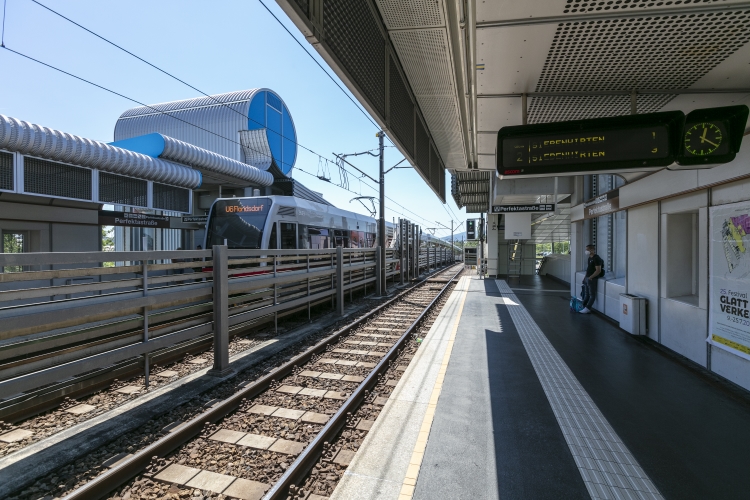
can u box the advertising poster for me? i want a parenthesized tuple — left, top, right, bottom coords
(709, 201, 750, 360)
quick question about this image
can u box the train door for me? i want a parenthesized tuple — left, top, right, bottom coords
(280, 223, 296, 249)
(268, 223, 278, 249)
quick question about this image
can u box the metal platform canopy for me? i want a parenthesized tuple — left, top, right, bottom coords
(275, 0, 463, 203)
(275, 0, 750, 219)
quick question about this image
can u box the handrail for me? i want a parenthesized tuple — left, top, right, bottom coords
(0, 245, 444, 399)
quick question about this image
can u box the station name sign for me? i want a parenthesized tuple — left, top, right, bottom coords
(492, 204, 555, 213)
(98, 210, 171, 228)
(498, 111, 683, 179)
(182, 216, 208, 224)
(583, 189, 620, 219)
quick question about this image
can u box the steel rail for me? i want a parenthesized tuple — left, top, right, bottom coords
(265, 265, 463, 499)
(59, 264, 460, 500)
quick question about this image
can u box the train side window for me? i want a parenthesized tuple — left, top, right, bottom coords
(298, 224, 310, 249)
(308, 227, 329, 249)
(280, 223, 296, 249)
(268, 223, 278, 249)
(350, 230, 364, 248)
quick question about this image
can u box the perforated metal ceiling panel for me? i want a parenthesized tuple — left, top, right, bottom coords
(476, 0, 740, 22)
(375, 0, 444, 28)
(376, 0, 467, 173)
(389, 59, 415, 157)
(454, 170, 491, 213)
(323, 0, 386, 116)
(277, 0, 449, 201)
(528, 8, 750, 122)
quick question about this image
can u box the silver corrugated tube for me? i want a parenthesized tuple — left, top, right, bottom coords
(0, 115, 202, 189)
(159, 134, 274, 186)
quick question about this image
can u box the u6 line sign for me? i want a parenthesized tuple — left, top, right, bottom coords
(497, 105, 748, 179)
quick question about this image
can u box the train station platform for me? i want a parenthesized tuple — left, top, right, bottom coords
(331, 274, 750, 500)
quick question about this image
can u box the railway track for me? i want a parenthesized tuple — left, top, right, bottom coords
(0, 293, 370, 459)
(52, 264, 462, 500)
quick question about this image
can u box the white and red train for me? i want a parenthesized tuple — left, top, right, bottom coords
(204, 195, 457, 253)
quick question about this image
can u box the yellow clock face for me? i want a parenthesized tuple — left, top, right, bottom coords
(684, 122, 723, 156)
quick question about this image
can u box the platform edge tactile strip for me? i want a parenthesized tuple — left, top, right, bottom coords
(495, 280, 663, 500)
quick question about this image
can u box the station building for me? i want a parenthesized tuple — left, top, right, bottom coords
(111, 88, 329, 250)
(0, 88, 326, 257)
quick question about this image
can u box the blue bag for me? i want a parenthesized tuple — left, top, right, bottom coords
(570, 296, 584, 313)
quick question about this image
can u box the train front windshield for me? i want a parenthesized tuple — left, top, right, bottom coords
(206, 198, 272, 249)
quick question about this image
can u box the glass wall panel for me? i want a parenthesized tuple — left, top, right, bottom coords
(267, 108, 282, 165)
(282, 108, 296, 174)
(248, 91, 266, 130)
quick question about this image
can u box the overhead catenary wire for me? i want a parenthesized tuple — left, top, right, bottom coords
(1, 44, 367, 195)
(4, 41, 450, 231)
(8, 4, 454, 232)
(1, 0, 7, 47)
(26, 0, 410, 196)
(27, 0, 369, 168)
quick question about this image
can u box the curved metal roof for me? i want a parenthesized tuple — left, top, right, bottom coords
(115, 89, 296, 173)
(0, 115, 201, 189)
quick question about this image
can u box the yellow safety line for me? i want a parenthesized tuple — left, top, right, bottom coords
(398, 277, 469, 500)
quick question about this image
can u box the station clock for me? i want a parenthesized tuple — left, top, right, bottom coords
(676, 105, 748, 166)
(683, 122, 726, 156)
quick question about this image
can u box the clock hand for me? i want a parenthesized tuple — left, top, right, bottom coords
(700, 126, 708, 143)
(702, 138, 720, 148)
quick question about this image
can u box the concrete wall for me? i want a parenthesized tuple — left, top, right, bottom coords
(627, 203, 660, 341)
(540, 253, 570, 284)
(569, 145, 750, 392)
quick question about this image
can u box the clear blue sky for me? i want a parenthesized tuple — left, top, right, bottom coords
(0, 0, 466, 239)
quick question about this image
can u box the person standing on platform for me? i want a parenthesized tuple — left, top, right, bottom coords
(580, 244, 603, 314)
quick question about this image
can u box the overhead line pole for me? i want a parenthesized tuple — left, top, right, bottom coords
(378, 131, 387, 295)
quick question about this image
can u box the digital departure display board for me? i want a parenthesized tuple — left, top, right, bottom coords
(497, 111, 685, 178)
(503, 126, 668, 168)
(466, 219, 476, 240)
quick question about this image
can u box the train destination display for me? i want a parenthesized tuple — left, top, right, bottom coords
(497, 111, 684, 178)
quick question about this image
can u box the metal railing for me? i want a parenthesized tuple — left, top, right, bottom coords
(0, 246, 423, 399)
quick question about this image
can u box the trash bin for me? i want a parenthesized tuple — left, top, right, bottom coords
(619, 294, 647, 335)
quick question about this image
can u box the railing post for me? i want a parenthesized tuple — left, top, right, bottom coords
(399, 220, 405, 285)
(209, 245, 232, 376)
(307, 254, 311, 322)
(336, 246, 344, 316)
(273, 253, 278, 334)
(142, 261, 149, 389)
(376, 246, 382, 296)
